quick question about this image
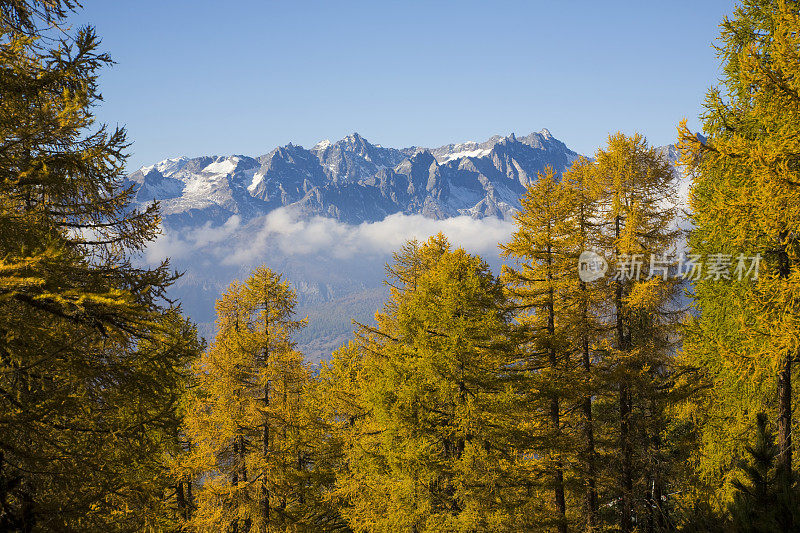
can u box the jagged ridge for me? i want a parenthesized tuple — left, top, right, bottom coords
(127, 129, 580, 227)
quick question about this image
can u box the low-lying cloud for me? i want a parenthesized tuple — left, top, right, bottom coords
(145, 208, 516, 267)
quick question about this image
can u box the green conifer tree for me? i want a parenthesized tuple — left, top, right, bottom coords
(594, 132, 680, 532)
(0, 1, 203, 529)
(728, 414, 798, 532)
(181, 267, 336, 533)
(332, 235, 517, 532)
(678, 0, 800, 515)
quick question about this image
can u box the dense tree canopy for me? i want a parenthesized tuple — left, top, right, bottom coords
(0, 0, 202, 530)
(678, 0, 800, 519)
(4, 0, 800, 531)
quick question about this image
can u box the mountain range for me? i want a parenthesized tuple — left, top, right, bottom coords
(127, 129, 581, 228)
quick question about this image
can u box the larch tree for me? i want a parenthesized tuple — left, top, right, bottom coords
(0, 1, 203, 530)
(333, 235, 518, 532)
(501, 161, 612, 531)
(559, 157, 606, 531)
(501, 167, 582, 533)
(181, 267, 334, 533)
(678, 0, 800, 518)
(593, 132, 681, 532)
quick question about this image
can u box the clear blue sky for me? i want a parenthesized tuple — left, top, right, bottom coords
(69, 1, 735, 170)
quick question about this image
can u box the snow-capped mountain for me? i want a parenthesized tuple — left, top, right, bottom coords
(126, 129, 580, 227)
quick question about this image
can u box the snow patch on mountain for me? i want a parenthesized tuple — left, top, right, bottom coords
(203, 157, 240, 175)
(248, 172, 265, 192)
(437, 147, 492, 163)
(313, 139, 331, 150)
(137, 156, 189, 178)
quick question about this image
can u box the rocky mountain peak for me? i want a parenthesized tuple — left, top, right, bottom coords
(128, 129, 583, 227)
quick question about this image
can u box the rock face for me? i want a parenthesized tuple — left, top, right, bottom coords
(126, 129, 581, 227)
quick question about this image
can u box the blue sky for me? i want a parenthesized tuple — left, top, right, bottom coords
(69, 1, 735, 170)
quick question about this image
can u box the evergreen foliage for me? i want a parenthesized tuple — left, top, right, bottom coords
(0, 1, 203, 530)
(180, 267, 343, 532)
(678, 0, 800, 521)
(326, 236, 519, 532)
(5, 0, 800, 531)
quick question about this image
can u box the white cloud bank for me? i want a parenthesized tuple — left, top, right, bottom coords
(145, 208, 516, 267)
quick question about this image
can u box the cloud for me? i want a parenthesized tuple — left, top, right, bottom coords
(145, 208, 516, 267)
(144, 215, 242, 264)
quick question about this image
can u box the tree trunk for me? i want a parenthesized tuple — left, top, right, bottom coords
(776, 234, 794, 533)
(186, 480, 193, 517)
(280, 379, 287, 525)
(261, 383, 270, 532)
(298, 451, 305, 506)
(777, 236, 793, 488)
(551, 395, 567, 533)
(261, 297, 271, 533)
(654, 468, 666, 530)
(580, 277, 599, 530)
(176, 481, 187, 520)
(615, 214, 633, 533)
(20, 485, 33, 533)
(619, 382, 633, 533)
(547, 241, 568, 533)
(578, 200, 599, 530)
(240, 436, 251, 532)
(778, 354, 792, 479)
(582, 334, 599, 530)
(232, 438, 239, 533)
